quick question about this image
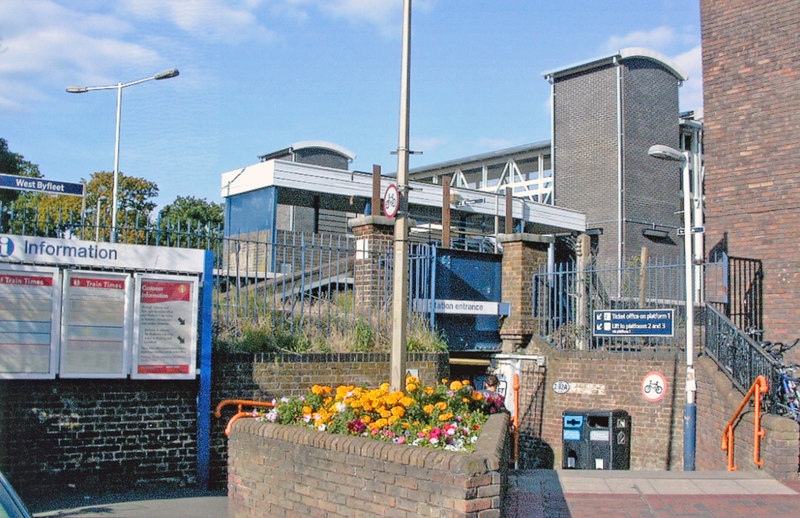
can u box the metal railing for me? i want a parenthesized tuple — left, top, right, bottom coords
(704, 304, 781, 409)
(532, 258, 725, 353)
(0, 206, 439, 344)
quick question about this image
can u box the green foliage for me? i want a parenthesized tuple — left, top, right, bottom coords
(158, 195, 223, 228)
(0, 138, 42, 205)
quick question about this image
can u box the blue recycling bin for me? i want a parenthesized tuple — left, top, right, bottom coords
(562, 409, 631, 470)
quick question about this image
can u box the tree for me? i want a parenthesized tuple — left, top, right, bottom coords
(158, 195, 224, 229)
(0, 138, 42, 205)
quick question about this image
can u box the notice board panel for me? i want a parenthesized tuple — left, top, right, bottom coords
(59, 271, 132, 378)
(0, 264, 60, 379)
(132, 273, 198, 379)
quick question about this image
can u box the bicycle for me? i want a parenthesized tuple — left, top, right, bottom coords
(774, 363, 800, 421)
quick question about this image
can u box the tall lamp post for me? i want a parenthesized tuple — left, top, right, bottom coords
(648, 143, 696, 471)
(94, 195, 108, 241)
(67, 68, 179, 242)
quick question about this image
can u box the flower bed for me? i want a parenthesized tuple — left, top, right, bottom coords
(257, 376, 493, 452)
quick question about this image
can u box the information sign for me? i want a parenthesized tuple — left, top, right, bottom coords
(0, 265, 60, 379)
(592, 309, 674, 337)
(60, 271, 131, 378)
(132, 273, 198, 379)
(412, 299, 511, 316)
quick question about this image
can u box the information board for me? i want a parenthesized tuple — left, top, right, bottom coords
(60, 271, 131, 378)
(0, 265, 60, 379)
(592, 309, 674, 337)
(132, 273, 198, 379)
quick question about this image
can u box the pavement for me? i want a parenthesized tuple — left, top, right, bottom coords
(26, 470, 800, 518)
(508, 470, 800, 518)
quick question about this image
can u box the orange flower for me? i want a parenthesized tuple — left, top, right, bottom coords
(450, 380, 463, 391)
(302, 406, 313, 415)
(435, 401, 448, 411)
(472, 391, 484, 401)
(423, 404, 434, 415)
(391, 406, 405, 418)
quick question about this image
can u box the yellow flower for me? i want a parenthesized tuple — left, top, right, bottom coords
(405, 383, 418, 392)
(399, 397, 415, 407)
(450, 380, 463, 391)
(311, 385, 324, 395)
(388, 415, 400, 425)
(362, 416, 372, 424)
(462, 397, 470, 403)
(462, 380, 470, 386)
(391, 406, 405, 418)
(425, 387, 435, 395)
(423, 404, 434, 415)
(435, 401, 448, 411)
(302, 406, 313, 415)
(438, 413, 454, 422)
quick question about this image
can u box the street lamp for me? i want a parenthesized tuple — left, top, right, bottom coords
(67, 68, 179, 242)
(648, 143, 696, 471)
(95, 195, 108, 241)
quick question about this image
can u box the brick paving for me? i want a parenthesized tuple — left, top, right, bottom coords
(507, 470, 800, 518)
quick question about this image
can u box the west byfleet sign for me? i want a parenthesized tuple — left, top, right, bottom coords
(0, 174, 85, 196)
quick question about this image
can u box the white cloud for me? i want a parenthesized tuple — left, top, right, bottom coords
(116, 0, 275, 44)
(601, 26, 703, 111)
(411, 136, 448, 153)
(675, 45, 703, 112)
(603, 26, 676, 53)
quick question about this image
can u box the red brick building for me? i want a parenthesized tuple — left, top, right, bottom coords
(701, 0, 800, 348)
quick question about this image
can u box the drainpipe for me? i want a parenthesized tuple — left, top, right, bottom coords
(615, 57, 625, 288)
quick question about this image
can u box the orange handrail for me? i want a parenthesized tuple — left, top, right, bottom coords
(512, 373, 520, 469)
(721, 375, 769, 471)
(215, 399, 276, 436)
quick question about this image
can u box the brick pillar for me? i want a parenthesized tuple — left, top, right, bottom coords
(498, 233, 553, 352)
(348, 215, 395, 312)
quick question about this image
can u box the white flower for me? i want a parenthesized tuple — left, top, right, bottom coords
(317, 424, 326, 432)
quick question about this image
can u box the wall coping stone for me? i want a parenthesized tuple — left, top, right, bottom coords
(348, 215, 396, 228)
(497, 233, 555, 245)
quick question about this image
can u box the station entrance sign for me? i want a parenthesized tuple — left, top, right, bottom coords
(592, 309, 674, 337)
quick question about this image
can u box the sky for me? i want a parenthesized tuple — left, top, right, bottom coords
(0, 0, 703, 213)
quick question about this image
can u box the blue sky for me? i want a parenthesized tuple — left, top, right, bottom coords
(0, 0, 702, 212)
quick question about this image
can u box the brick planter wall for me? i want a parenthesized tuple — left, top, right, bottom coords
(211, 352, 449, 487)
(227, 413, 509, 518)
(521, 341, 684, 470)
(695, 355, 799, 478)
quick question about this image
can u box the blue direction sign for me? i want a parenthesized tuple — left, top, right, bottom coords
(593, 309, 674, 337)
(0, 174, 84, 197)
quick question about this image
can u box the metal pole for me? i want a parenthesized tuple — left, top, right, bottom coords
(111, 83, 122, 243)
(682, 151, 696, 471)
(390, 0, 412, 391)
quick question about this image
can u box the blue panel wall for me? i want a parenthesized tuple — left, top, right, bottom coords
(224, 187, 277, 238)
(435, 249, 502, 351)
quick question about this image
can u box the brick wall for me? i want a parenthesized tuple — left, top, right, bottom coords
(521, 341, 684, 470)
(0, 379, 197, 497)
(701, 0, 800, 349)
(227, 412, 509, 518)
(695, 355, 799, 478)
(0, 352, 448, 495)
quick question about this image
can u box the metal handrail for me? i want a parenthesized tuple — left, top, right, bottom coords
(214, 399, 276, 436)
(721, 375, 769, 471)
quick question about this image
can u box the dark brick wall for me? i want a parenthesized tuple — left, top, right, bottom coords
(227, 413, 509, 518)
(0, 379, 197, 497)
(553, 64, 619, 268)
(553, 57, 682, 268)
(621, 58, 682, 260)
(701, 0, 800, 350)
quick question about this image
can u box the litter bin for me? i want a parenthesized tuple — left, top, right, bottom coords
(562, 409, 631, 470)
